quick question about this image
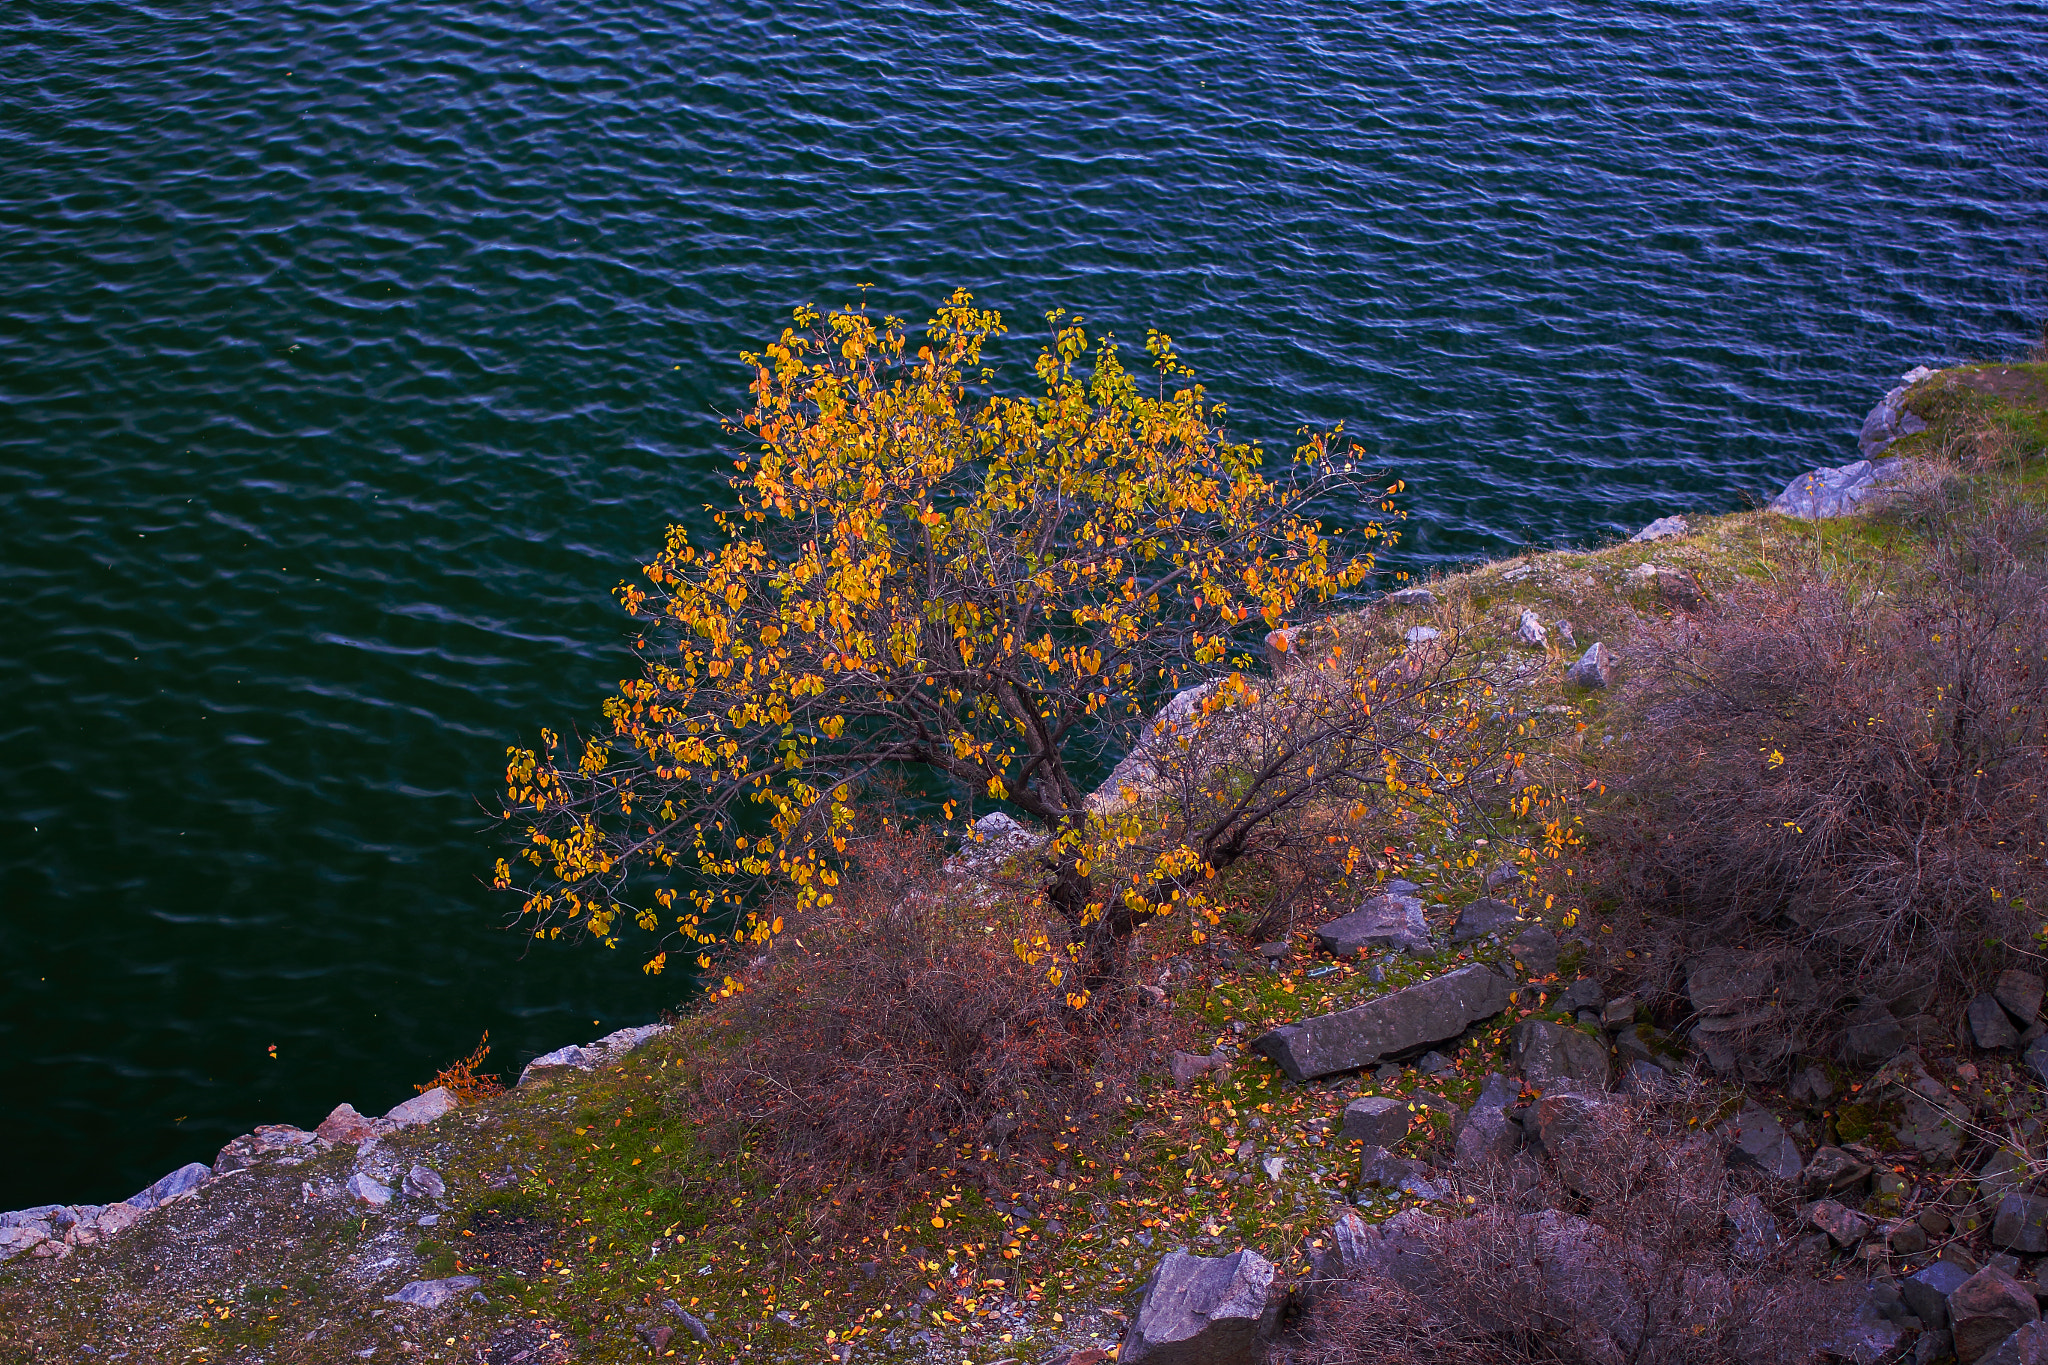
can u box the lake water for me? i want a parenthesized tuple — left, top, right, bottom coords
(2, 0, 2044, 1209)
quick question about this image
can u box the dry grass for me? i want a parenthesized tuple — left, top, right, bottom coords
(1573, 479, 2048, 1042)
(1283, 1095, 1845, 1365)
(677, 825, 1139, 1223)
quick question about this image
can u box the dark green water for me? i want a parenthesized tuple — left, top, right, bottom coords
(2, 0, 2044, 1209)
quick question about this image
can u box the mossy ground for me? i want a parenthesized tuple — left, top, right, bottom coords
(10, 368, 2048, 1363)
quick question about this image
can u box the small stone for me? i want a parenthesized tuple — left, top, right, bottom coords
(1557, 979, 1603, 1012)
(1842, 1002, 1908, 1067)
(1415, 1051, 1453, 1076)
(1170, 1051, 1230, 1088)
(345, 1173, 394, 1207)
(1317, 894, 1431, 958)
(384, 1275, 480, 1309)
(1802, 1147, 1873, 1197)
(1385, 586, 1435, 607)
(2026, 1036, 2048, 1088)
(1790, 1064, 1835, 1107)
(1599, 995, 1637, 1029)
(1952, 1267, 2042, 1364)
(403, 1165, 445, 1200)
(639, 1324, 676, 1353)
(1404, 625, 1440, 645)
(1892, 1222, 1929, 1255)
(1993, 1194, 2048, 1255)
(1373, 1063, 1403, 1084)
(1515, 610, 1547, 647)
(1552, 620, 1577, 650)
(1922, 1209, 1954, 1238)
(661, 1300, 712, 1343)
(1972, 995, 2021, 1050)
(1261, 1155, 1286, 1183)
(1565, 642, 1613, 689)
(1811, 1199, 1872, 1248)
(1340, 1097, 1413, 1148)
(1996, 971, 2046, 1025)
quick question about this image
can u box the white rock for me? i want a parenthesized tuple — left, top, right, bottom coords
(345, 1173, 394, 1207)
(1515, 610, 1546, 647)
(1630, 515, 1690, 543)
(1404, 625, 1440, 645)
(385, 1275, 482, 1309)
(1385, 586, 1435, 607)
(383, 1087, 458, 1129)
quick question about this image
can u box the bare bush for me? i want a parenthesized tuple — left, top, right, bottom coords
(1284, 1097, 1846, 1365)
(1581, 481, 2048, 1033)
(678, 825, 1131, 1219)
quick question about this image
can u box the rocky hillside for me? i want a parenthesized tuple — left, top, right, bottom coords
(5, 357, 2048, 1365)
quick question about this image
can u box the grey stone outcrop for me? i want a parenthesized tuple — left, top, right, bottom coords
(1952, 1267, 2041, 1364)
(1769, 455, 1927, 520)
(1858, 365, 1937, 459)
(1251, 965, 1513, 1083)
(1120, 1248, 1275, 1365)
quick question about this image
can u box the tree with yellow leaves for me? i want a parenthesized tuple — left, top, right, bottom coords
(496, 290, 1539, 1002)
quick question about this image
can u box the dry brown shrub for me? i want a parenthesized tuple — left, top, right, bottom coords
(682, 824, 1135, 1218)
(1579, 481, 2048, 1035)
(1284, 1097, 1844, 1365)
(415, 1030, 504, 1104)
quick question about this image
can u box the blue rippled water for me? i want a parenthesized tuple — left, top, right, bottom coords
(2, 0, 2044, 1208)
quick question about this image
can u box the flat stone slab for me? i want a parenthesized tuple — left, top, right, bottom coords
(1251, 965, 1513, 1083)
(385, 1275, 482, 1309)
(1316, 894, 1429, 958)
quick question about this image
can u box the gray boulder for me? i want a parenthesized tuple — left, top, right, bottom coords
(345, 1172, 394, 1207)
(1251, 965, 1513, 1083)
(385, 1275, 482, 1309)
(1453, 1072, 1522, 1169)
(1842, 1002, 1908, 1067)
(1858, 366, 1936, 460)
(1316, 894, 1430, 959)
(1450, 897, 1521, 943)
(403, 1165, 446, 1200)
(1997, 971, 2046, 1026)
(1630, 515, 1690, 543)
(1340, 1097, 1414, 1148)
(1993, 1195, 2048, 1255)
(1510, 1020, 1610, 1094)
(1565, 642, 1613, 689)
(1983, 1322, 2048, 1365)
(1514, 610, 1547, 647)
(1953, 1267, 2042, 1364)
(1384, 586, 1435, 608)
(1506, 925, 1559, 980)
(1731, 1107, 1802, 1181)
(128, 1162, 212, 1212)
(1973, 994, 2021, 1050)
(1120, 1248, 1275, 1365)
(1906, 1261, 1974, 1330)
(1770, 455, 1927, 520)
